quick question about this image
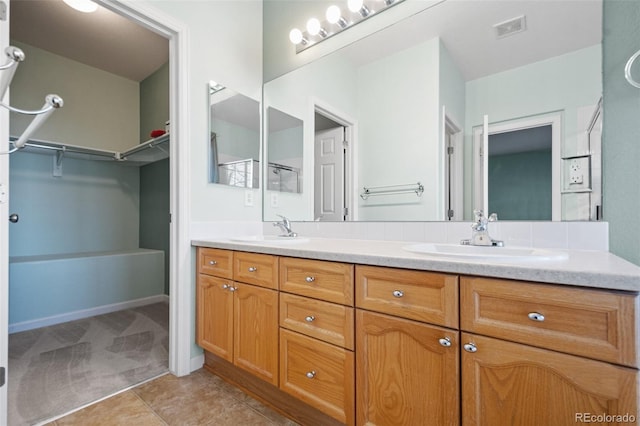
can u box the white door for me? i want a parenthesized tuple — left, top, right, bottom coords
(0, 1, 11, 423)
(314, 127, 345, 221)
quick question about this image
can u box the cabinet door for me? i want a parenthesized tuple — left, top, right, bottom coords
(234, 283, 279, 386)
(461, 332, 638, 426)
(356, 310, 459, 426)
(197, 274, 234, 362)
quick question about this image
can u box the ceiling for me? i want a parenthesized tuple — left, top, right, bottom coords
(10, 0, 169, 82)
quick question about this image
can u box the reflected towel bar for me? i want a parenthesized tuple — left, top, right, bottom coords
(361, 182, 424, 200)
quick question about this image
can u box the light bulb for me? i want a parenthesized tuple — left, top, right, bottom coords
(347, 0, 364, 13)
(289, 28, 304, 44)
(306, 18, 321, 36)
(63, 0, 98, 13)
(326, 5, 341, 23)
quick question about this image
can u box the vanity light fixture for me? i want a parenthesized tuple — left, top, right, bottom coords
(63, 0, 98, 13)
(289, 0, 405, 53)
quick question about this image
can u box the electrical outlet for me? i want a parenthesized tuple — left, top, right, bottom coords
(569, 159, 583, 184)
(244, 190, 254, 206)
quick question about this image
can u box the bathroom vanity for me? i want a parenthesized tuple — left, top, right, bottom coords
(193, 238, 640, 426)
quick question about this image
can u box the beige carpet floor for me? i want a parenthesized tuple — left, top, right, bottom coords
(8, 301, 169, 425)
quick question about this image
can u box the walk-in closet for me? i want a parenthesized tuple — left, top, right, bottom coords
(6, 2, 170, 423)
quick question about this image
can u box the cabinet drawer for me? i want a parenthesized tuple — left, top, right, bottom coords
(280, 329, 355, 425)
(234, 251, 279, 289)
(280, 293, 354, 350)
(198, 248, 233, 279)
(460, 276, 639, 367)
(356, 265, 459, 328)
(280, 257, 354, 305)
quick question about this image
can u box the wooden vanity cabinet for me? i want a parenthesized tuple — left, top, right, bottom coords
(461, 332, 638, 426)
(196, 248, 279, 386)
(355, 266, 460, 426)
(460, 277, 639, 425)
(278, 257, 356, 425)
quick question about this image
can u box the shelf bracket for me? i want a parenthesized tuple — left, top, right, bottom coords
(53, 148, 64, 177)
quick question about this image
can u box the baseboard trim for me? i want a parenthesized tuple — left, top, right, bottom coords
(190, 353, 205, 373)
(9, 294, 170, 334)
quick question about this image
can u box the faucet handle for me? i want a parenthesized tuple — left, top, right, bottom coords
(488, 213, 498, 222)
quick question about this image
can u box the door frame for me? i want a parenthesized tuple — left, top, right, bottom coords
(95, 0, 192, 376)
(473, 112, 562, 220)
(441, 106, 463, 221)
(1, 1, 11, 421)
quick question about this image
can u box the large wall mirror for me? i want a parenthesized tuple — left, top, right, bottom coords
(209, 82, 261, 188)
(262, 0, 603, 222)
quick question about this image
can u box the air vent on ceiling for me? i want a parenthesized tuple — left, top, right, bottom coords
(493, 15, 527, 39)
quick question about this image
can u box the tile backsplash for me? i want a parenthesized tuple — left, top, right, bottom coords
(190, 220, 609, 252)
(263, 221, 610, 251)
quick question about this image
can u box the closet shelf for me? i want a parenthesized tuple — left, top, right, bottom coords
(9, 133, 170, 166)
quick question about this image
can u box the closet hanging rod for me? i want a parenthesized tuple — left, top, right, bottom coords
(625, 48, 640, 89)
(360, 182, 424, 200)
(0, 46, 25, 98)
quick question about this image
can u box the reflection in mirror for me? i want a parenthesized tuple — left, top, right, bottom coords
(264, 106, 304, 225)
(209, 82, 260, 188)
(263, 0, 602, 222)
(266, 107, 303, 194)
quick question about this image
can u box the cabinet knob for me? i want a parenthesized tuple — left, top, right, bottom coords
(209, 260, 217, 266)
(305, 370, 316, 379)
(222, 284, 229, 290)
(392, 290, 404, 298)
(229, 286, 237, 292)
(248, 266, 257, 272)
(305, 276, 315, 283)
(305, 316, 316, 323)
(528, 312, 545, 322)
(438, 337, 452, 347)
(463, 343, 477, 353)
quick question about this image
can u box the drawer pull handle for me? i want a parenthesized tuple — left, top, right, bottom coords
(209, 260, 217, 266)
(305, 316, 316, 323)
(305, 276, 315, 283)
(306, 371, 316, 379)
(528, 312, 545, 322)
(439, 337, 452, 347)
(392, 290, 404, 298)
(248, 267, 257, 272)
(463, 343, 477, 353)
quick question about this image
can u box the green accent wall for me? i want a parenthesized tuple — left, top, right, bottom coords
(139, 62, 170, 294)
(603, 0, 640, 265)
(489, 150, 552, 220)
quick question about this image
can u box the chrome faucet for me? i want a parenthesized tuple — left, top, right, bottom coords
(273, 215, 297, 237)
(461, 210, 503, 247)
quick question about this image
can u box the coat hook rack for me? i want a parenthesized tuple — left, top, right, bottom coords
(0, 46, 64, 155)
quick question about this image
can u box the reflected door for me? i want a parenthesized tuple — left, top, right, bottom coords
(314, 127, 345, 221)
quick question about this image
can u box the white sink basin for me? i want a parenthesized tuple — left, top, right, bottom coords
(229, 235, 310, 244)
(403, 243, 568, 261)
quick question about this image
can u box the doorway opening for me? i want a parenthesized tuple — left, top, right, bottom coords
(443, 112, 463, 221)
(313, 105, 354, 221)
(473, 112, 562, 220)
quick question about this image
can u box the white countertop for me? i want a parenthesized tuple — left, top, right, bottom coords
(191, 237, 640, 292)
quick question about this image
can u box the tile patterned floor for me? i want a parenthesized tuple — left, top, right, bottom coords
(45, 369, 299, 426)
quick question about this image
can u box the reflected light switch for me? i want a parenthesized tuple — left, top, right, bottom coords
(271, 193, 279, 208)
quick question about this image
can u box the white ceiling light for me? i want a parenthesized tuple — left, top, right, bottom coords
(63, 0, 98, 13)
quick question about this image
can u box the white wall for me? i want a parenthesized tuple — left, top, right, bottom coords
(140, 0, 264, 226)
(357, 38, 442, 221)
